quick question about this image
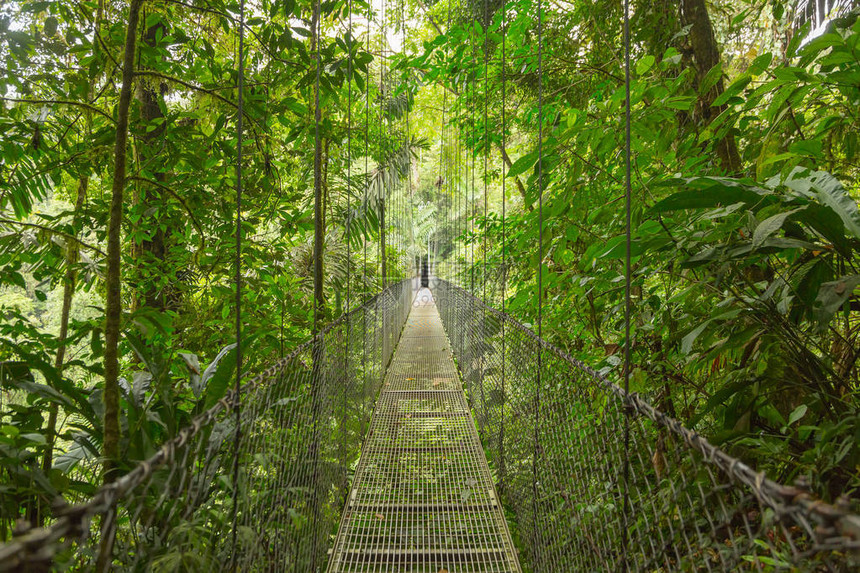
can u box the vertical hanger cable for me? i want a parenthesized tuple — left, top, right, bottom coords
(309, 0, 323, 566)
(228, 0, 246, 565)
(469, 9, 476, 295)
(347, 0, 353, 313)
(499, 0, 507, 489)
(532, 0, 544, 549)
(483, 0, 489, 305)
(440, 19, 447, 280)
(622, 0, 633, 567)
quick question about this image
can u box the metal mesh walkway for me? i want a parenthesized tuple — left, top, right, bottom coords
(327, 289, 522, 572)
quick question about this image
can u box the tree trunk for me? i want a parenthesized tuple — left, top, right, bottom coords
(312, 0, 325, 333)
(41, 0, 105, 498)
(135, 14, 168, 311)
(498, 143, 531, 210)
(681, 0, 742, 174)
(103, 0, 144, 484)
(42, 177, 87, 469)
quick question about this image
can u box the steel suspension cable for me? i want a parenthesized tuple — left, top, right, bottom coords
(469, 13, 476, 295)
(310, 0, 323, 566)
(458, 80, 463, 282)
(395, 0, 402, 278)
(457, 0, 464, 284)
(499, 0, 507, 489)
(360, 0, 371, 440)
(379, 0, 386, 285)
(366, 7, 374, 296)
(476, 0, 490, 443)
(346, 2, 353, 314)
(483, 0, 489, 306)
(622, 0, 633, 567)
(400, 0, 407, 275)
(455, 95, 460, 279)
(228, 0, 245, 565)
(395, 0, 400, 274)
(440, 33, 447, 279)
(441, 0, 450, 276)
(340, 0, 353, 491)
(402, 0, 412, 274)
(533, 0, 544, 550)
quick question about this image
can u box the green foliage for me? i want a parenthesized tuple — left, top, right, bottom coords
(418, 0, 860, 503)
(0, 0, 417, 536)
(1, 0, 859, 556)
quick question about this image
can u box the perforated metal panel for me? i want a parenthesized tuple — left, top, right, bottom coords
(327, 290, 521, 572)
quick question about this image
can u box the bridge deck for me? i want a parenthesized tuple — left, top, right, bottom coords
(327, 290, 521, 572)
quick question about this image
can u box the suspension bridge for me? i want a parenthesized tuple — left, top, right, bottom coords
(1, 277, 859, 571)
(2, 0, 859, 569)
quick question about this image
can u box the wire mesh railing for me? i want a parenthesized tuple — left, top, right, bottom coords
(0, 279, 414, 572)
(433, 277, 860, 572)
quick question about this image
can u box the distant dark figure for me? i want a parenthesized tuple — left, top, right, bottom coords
(421, 258, 429, 287)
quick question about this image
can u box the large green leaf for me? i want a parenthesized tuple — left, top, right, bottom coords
(507, 150, 539, 179)
(680, 309, 742, 354)
(652, 177, 772, 212)
(794, 204, 853, 256)
(778, 168, 860, 240)
(203, 345, 238, 409)
(813, 275, 860, 327)
(712, 74, 751, 106)
(0, 361, 32, 386)
(752, 208, 805, 249)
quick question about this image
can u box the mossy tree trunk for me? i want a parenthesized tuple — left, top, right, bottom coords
(681, 0, 742, 174)
(103, 0, 144, 484)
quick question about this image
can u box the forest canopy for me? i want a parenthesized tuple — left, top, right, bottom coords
(0, 0, 859, 542)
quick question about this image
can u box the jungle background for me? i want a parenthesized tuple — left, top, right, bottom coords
(0, 0, 858, 542)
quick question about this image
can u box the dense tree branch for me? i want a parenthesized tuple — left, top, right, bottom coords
(0, 97, 115, 123)
(0, 218, 106, 257)
(126, 176, 207, 252)
(162, 0, 305, 70)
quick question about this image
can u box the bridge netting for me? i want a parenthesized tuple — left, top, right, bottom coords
(435, 277, 860, 571)
(2, 277, 859, 571)
(0, 282, 413, 572)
